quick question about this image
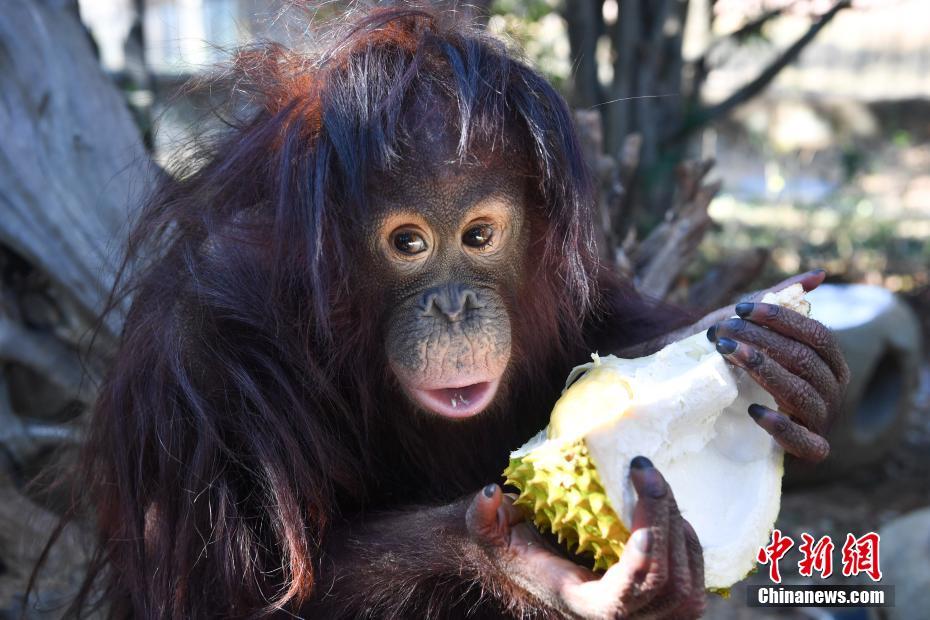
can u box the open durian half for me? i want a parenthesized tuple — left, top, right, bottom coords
(504, 284, 811, 591)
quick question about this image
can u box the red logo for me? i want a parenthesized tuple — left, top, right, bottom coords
(841, 532, 882, 581)
(798, 534, 835, 578)
(757, 531, 882, 583)
(757, 528, 794, 583)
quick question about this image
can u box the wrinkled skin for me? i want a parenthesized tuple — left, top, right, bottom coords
(459, 270, 849, 619)
(371, 165, 526, 417)
(77, 9, 851, 617)
(352, 119, 846, 616)
(354, 140, 713, 615)
(364, 116, 532, 419)
(630, 269, 851, 462)
(708, 273, 851, 462)
(468, 460, 706, 620)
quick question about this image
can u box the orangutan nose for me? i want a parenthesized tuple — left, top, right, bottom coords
(420, 283, 482, 322)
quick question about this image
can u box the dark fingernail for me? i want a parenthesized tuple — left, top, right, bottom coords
(716, 337, 738, 355)
(631, 457, 665, 497)
(706, 325, 717, 342)
(811, 268, 826, 276)
(734, 302, 753, 318)
(748, 403, 766, 420)
(631, 528, 653, 554)
(748, 405, 791, 435)
(643, 468, 666, 498)
(483, 484, 497, 498)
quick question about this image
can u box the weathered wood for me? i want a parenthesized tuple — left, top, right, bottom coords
(563, 0, 604, 108)
(574, 111, 747, 302)
(0, 0, 155, 343)
(0, 0, 156, 421)
(631, 160, 720, 300)
(0, 2, 153, 610)
(0, 471, 91, 618)
(687, 247, 770, 309)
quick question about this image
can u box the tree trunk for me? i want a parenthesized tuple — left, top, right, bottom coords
(563, 0, 604, 108)
(0, 0, 154, 612)
(564, 0, 849, 235)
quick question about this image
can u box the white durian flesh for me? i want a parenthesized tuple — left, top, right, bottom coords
(504, 284, 811, 591)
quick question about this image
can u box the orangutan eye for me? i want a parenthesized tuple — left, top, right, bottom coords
(392, 230, 428, 255)
(463, 224, 494, 249)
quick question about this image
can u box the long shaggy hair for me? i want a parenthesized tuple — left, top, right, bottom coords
(38, 5, 683, 618)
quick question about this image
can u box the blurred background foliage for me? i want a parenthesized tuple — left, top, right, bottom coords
(77, 0, 930, 304)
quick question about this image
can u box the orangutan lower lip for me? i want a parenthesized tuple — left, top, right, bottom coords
(410, 379, 500, 419)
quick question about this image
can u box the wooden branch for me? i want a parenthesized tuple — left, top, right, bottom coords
(609, 134, 642, 275)
(686, 247, 770, 309)
(574, 109, 628, 265)
(659, 0, 689, 105)
(0, 317, 92, 406)
(668, 0, 851, 142)
(0, 464, 90, 614)
(633, 0, 673, 172)
(0, 371, 78, 486)
(563, 0, 605, 108)
(686, 2, 791, 104)
(0, 2, 150, 573)
(630, 160, 720, 299)
(696, 2, 793, 68)
(0, 1, 155, 341)
(604, 0, 643, 154)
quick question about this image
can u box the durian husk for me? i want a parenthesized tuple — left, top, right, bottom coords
(504, 439, 628, 570)
(505, 284, 809, 584)
(505, 440, 738, 598)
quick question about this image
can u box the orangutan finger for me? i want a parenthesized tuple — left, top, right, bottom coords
(770, 269, 827, 294)
(716, 338, 829, 433)
(673, 520, 707, 619)
(739, 269, 827, 304)
(599, 528, 655, 616)
(709, 318, 841, 409)
(749, 404, 831, 462)
(733, 302, 850, 385)
(638, 506, 693, 618)
(466, 484, 507, 546)
(498, 493, 526, 527)
(629, 458, 672, 538)
(666, 512, 694, 610)
(626, 457, 672, 604)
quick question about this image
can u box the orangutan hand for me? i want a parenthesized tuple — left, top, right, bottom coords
(467, 458, 706, 619)
(705, 269, 851, 462)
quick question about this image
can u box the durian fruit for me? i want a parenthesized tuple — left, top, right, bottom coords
(504, 284, 811, 591)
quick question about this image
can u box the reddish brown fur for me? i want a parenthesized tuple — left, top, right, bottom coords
(31, 6, 687, 618)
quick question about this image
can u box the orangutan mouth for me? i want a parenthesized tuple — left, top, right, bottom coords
(409, 378, 501, 419)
